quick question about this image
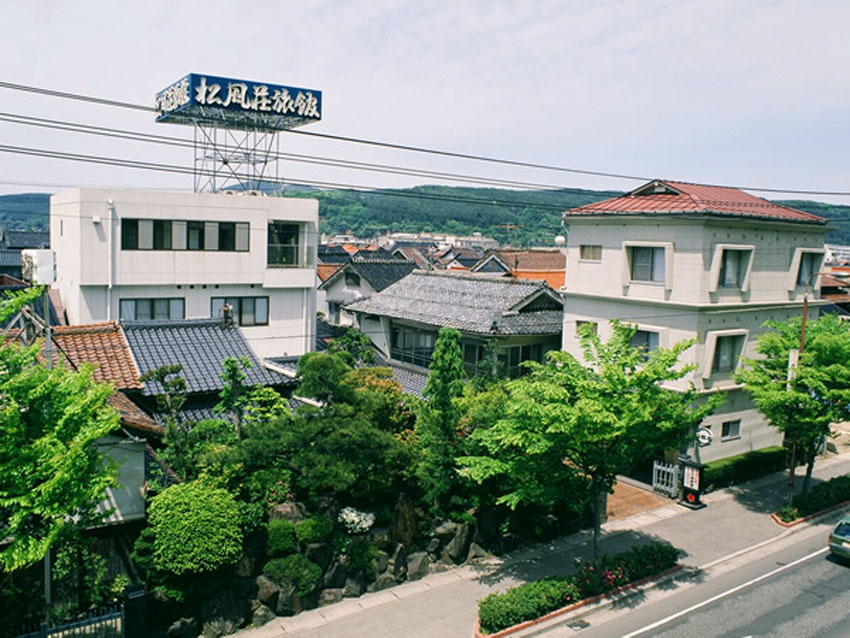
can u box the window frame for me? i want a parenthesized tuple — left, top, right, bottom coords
(210, 296, 270, 327)
(344, 271, 362, 288)
(622, 241, 674, 289)
(703, 329, 748, 378)
(119, 297, 184, 321)
(787, 247, 826, 292)
(579, 244, 602, 261)
(709, 243, 755, 293)
(721, 419, 741, 441)
(267, 221, 302, 268)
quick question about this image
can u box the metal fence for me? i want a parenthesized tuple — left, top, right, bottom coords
(652, 460, 680, 499)
(8, 604, 124, 638)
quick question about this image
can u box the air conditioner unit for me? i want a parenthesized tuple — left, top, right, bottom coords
(21, 249, 56, 285)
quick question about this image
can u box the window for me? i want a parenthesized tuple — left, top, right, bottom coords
(119, 298, 184, 321)
(345, 272, 361, 288)
(719, 249, 749, 288)
(580, 244, 602, 261)
(121, 219, 139, 250)
(328, 302, 341, 325)
(268, 222, 300, 267)
(187, 222, 205, 250)
(721, 420, 741, 441)
(390, 325, 437, 368)
(630, 246, 665, 283)
(218, 222, 236, 251)
(499, 343, 544, 378)
(211, 297, 269, 327)
(630, 329, 659, 353)
(153, 220, 172, 250)
(713, 335, 744, 372)
(797, 252, 823, 287)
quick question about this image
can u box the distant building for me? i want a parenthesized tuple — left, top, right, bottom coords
(50, 187, 318, 359)
(561, 179, 828, 462)
(471, 248, 566, 289)
(320, 258, 416, 325)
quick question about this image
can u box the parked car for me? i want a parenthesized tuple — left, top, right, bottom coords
(828, 516, 850, 561)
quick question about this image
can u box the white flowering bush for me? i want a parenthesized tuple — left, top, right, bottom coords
(338, 507, 376, 534)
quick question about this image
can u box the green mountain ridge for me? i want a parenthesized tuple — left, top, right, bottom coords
(2, 189, 849, 247)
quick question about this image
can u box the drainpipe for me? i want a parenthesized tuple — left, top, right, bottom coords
(107, 200, 115, 320)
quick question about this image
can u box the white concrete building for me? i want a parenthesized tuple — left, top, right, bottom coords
(561, 180, 828, 462)
(51, 187, 318, 359)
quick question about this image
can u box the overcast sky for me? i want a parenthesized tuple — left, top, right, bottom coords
(0, 0, 847, 203)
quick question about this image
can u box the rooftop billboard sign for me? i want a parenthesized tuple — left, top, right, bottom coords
(155, 73, 322, 132)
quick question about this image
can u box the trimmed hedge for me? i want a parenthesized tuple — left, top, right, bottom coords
(703, 446, 787, 491)
(785, 474, 850, 520)
(267, 519, 298, 557)
(295, 515, 333, 544)
(263, 554, 323, 595)
(477, 541, 680, 635)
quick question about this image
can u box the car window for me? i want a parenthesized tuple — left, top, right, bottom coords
(833, 522, 850, 536)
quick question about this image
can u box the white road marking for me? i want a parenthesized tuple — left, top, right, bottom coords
(620, 547, 828, 638)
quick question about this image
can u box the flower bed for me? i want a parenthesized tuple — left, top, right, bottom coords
(477, 541, 680, 636)
(775, 474, 850, 524)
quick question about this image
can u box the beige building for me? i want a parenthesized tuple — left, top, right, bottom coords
(561, 179, 827, 462)
(50, 187, 318, 359)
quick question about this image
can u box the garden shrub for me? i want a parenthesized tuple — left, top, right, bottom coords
(792, 474, 850, 518)
(295, 515, 333, 544)
(348, 541, 379, 577)
(703, 446, 787, 491)
(267, 519, 298, 557)
(263, 554, 322, 595)
(477, 541, 680, 635)
(146, 481, 243, 576)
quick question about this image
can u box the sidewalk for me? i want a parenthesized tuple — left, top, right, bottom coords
(237, 453, 850, 638)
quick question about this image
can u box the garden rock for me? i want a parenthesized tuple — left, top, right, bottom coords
(434, 521, 457, 542)
(165, 617, 200, 638)
(406, 552, 430, 581)
(367, 526, 392, 551)
(269, 501, 306, 523)
(467, 542, 491, 561)
(234, 554, 256, 579)
(446, 522, 473, 564)
(426, 538, 441, 555)
(251, 603, 276, 627)
(388, 543, 407, 580)
(275, 582, 303, 617)
(391, 493, 417, 550)
(318, 588, 344, 607)
(367, 572, 397, 592)
(255, 575, 279, 608)
(323, 558, 348, 589)
(199, 585, 251, 638)
(343, 573, 366, 597)
(374, 550, 389, 575)
(305, 542, 332, 572)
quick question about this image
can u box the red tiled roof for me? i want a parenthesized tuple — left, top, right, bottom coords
(491, 249, 566, 271)
(565, 180, 827, 224)
(52, 322, 143, 389)
(108, 391, 163, 436)
(317, 263, 343, 282)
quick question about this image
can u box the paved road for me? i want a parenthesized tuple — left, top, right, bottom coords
(541, 518, 850, 638)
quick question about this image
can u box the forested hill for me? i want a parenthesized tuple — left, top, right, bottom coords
(2, 189, 850, 247)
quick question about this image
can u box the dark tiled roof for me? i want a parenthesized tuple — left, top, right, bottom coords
(387, 361, 428, 398)
(566, 180, 826, 224)
(345, 270, 563, 336)
(349, 258, 416, 292)
(264, 356, 300, 376)
(122, 318, 294, 396)
(318, 245, 352, 264)
(2, 230, 49, 249)
(0, 250, 21, 267)
(316, 317, 345, 351)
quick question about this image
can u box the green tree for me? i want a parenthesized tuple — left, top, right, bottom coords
(139, 364, 192, 480)
(296, 351, 356, 404)
(416, 327, 466, 513)
(143, 481, 243, 576)
(0, 286, 43, 322)
(0, 345, 118, 571)
(328, 326, 376, 365)
(736, 314, 850, 501)
(215, 356, 253, 439)
(459, 322, 720, 559)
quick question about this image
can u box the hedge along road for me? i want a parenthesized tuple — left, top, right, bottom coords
(235, 453, 850, 638)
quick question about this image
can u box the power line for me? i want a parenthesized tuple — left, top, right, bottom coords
(1, 80, 848, 197)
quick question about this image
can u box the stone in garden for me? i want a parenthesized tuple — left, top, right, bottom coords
(318, 588, 344, 607)
(368, 526, 392, 551)
(389, 543, 407, 580)
(391, 493, 417, 550)
(426, 537, 441, 555)
(166, 618, 200, 638)
(255, 575, 279, 607)
(467, 542, 491, 561)
(434, 521, 458, 542)
(269, 501, 306, 523)
(366, 572, 397, 592)
(251, 603, 276, 627)
(323, 557, 348, 589)
(343, 573, 366, 597)
(446, 522, 473, 563)
(305, 542, 332, 572)
(406, 552, 430, 581)
(374, 550, 389, 575)
(275, 582, 303, 617)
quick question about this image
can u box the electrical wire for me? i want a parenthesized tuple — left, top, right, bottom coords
(0, 80, 847, 197)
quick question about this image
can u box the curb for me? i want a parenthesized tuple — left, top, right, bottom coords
(770, 499, 850, 528)
(473, 565, 683, 638)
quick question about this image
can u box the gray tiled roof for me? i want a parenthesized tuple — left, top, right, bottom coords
(123, 318, 295, 396)
(349, 259, 416, 292)
(2, 230, 49, 249)
(0, 250, 21, 267)
(345, 270, 563, 336)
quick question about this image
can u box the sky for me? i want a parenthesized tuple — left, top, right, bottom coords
(0, 0, 847, 203)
